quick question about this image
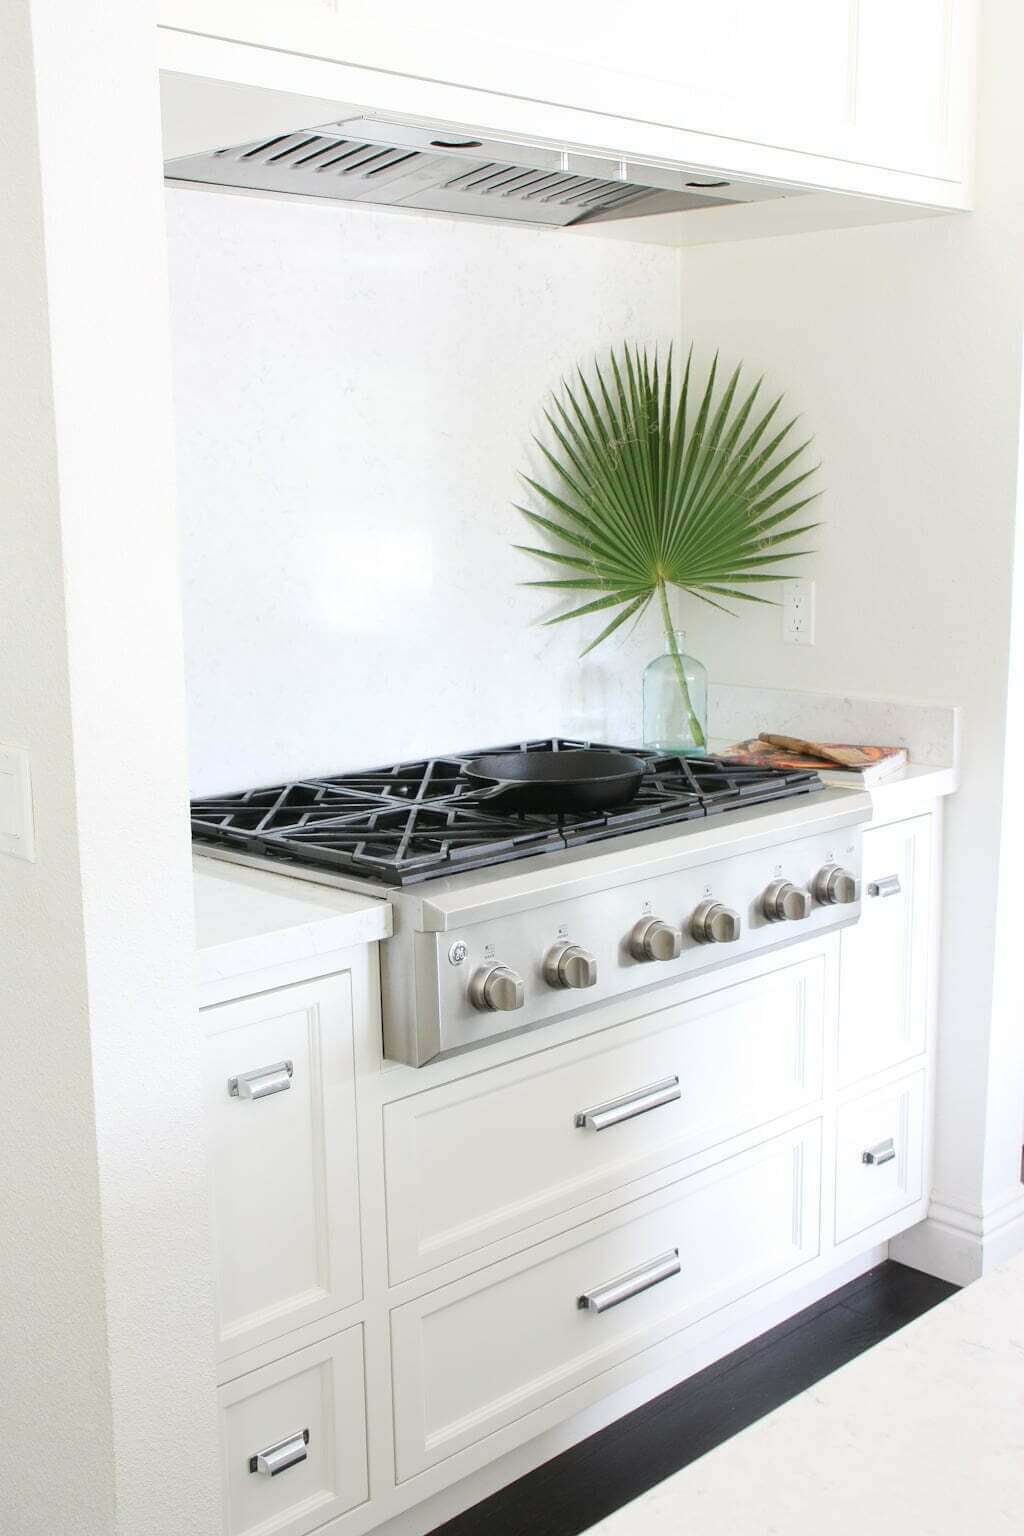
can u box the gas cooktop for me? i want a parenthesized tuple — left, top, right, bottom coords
(190, 738, 823, 887)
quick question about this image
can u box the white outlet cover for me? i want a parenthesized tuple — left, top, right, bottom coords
(782, 579, 816, 645)
(0, 745, 35, 861)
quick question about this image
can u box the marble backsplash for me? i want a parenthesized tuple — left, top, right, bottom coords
(166, 187, 677, 795)
(708, 683, 960, 769)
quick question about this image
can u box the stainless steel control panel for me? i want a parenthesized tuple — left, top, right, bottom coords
(383, 820, 863, 1065)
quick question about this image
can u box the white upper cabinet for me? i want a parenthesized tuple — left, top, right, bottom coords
(158, 0, 976, 200)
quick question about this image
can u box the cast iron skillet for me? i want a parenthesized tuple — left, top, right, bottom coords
(461, 749, 647, 814)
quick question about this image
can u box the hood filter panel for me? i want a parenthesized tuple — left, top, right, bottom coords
(166, 126, 735, 228)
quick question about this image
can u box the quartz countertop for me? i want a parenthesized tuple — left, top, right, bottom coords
(588, 1255, 1024, 1536)
(862, 759, 957, 813)
(193, 854, 391, 987)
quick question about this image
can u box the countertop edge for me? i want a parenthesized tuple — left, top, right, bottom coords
(193, 854, 391, 991)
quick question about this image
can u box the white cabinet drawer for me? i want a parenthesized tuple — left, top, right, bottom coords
(220, 1324, 368, 1536)
(385, 957, 825, 1281)
(838, 816, 931, 1086)
(202, 974, 362, 1361)
(391, 1121, 821, 1479)
(835, 1071, 926, 1243)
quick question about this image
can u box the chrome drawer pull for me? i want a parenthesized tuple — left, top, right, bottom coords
(862, 1137, 896, 1166)
(228, 1060, 293, 1100)
(249, 1428, 309, 1477)
(577, 1249, 680, 1313)
(574, 1075, 681, 1132)
(868, 874, 901, 899)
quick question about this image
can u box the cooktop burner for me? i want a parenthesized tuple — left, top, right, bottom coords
(191, 739, 823, 887)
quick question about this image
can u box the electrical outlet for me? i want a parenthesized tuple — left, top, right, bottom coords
(782, 579, 815, 645)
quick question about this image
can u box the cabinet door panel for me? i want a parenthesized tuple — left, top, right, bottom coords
(838, 816, 931, 1086)
(158, 0, 969, 181)
(220, 1324, 368, 1536)
(202, 973, 362, 1361)
(835, 1071, 926, 1242)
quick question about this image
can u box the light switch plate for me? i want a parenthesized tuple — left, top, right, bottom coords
(0, 745, 35, 861)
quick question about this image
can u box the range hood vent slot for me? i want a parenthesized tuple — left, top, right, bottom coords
(166, 118, 799, 229)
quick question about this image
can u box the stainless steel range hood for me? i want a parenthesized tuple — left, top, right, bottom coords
(164, 113, 801, 230)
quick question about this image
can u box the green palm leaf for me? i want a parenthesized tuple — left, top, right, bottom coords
(515, 343, 820, 750)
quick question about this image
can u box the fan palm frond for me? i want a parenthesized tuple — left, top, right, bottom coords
(515, 343, 820, 749)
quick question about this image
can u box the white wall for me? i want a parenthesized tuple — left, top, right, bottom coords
(1, 7, 115, 1528)
(166, 190, 681, 794)
(1, 2, 220, 1531)
(678, 0, 1024, 1255)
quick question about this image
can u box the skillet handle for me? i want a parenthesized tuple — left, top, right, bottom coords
(459, 780, 515, 803)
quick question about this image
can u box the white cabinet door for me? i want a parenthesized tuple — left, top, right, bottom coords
(158, 0, 972, 184)
(838, 815, 932, 1087)
(220, 1324, 368, 1536)
(390, 1121, 820, 1479)
(835, 1071, 926, 1243)
(202, 973, 362, 1362)
(385, 955, 825, 1281)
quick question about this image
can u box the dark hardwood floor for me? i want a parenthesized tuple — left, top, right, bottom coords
(429, 1261, 957, 1536)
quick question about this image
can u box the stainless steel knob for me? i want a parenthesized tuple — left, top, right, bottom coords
(690, 900, 741, 945)
(813, 864, 860, 905)
(629, 917, 683, 963)
(468, 964, 526, 1012)
(762, 880, 812, 922)
(543, 942, 598, 990)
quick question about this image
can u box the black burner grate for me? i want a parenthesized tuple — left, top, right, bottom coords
(191, 739, 822, 886)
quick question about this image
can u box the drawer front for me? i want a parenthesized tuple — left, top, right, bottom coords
(391, 1121, 821, 1478)
(835, 1071, 925, 1243)
(838, 815, 931, 1086)
(202, 974, 362, 1360)
(385, 956, 825, 1281)
(220, 1324, 368, 1536)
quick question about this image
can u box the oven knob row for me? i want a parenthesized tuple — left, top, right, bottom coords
(543, 943, 598, 990)
(762, 865, 860, 922)
(468, 964, 525, 1012)
(468, 864, 859, 1007)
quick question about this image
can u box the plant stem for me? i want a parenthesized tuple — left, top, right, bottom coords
(656, 580, 706, 750)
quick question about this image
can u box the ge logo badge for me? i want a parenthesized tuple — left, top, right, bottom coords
(448, 941, 469, 966)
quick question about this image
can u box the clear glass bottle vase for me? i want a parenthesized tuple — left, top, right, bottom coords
(642, 630, 708, 756)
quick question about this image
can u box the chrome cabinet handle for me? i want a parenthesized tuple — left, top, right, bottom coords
(868, 875, 901, 899)
(249, 1428, 309, 1477)
(228, 1060, 293, 1100)
(574, 1075, 681, 1132)
(577, 1249, 680, 1313)
(862, 1137, 896, 1166)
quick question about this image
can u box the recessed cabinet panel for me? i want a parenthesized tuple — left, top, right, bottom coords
(835, 1072, 926, 1243)
(855, 0, 959, 177)
(385, 957, 825, 1282)
(390, 1122, 821, 1479)
(220, 1324, 368, 1536)
(158, 0, 971, 184)
(838, 816, 931, 1087)
(202, 974, 362, 1361)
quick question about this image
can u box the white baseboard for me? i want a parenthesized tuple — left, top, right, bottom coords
(890, 1188, 1024, 1286)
